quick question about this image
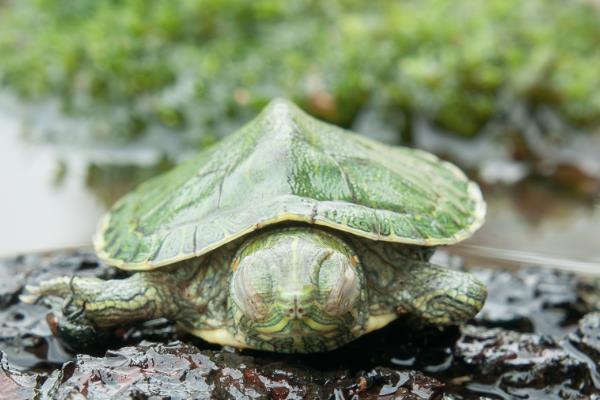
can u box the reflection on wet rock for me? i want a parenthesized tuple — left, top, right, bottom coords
(456, 325, 595, 398)
(0, 351, 41, 400)
(38, 342, 444, 400)
(1, 250, 600, 399)
(473, 267, 585, 336)
(570, 312, 600, 362)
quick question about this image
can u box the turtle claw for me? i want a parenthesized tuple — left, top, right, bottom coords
(20, 277, 89, 320)
(20, 277, 106, 351)
(63, 299, 88, 321)
(19, 285, 54, 307)
(62, 276, 83, 318)
(18, 293, 40, 305)
(19, 284, 45, 304)
(23, 284, 42, 295)
(23, 277, 72, 297)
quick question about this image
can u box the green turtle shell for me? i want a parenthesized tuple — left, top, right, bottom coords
(95, 99, 485, 270)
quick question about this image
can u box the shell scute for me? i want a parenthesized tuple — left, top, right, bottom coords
(95, 99, 486, 270)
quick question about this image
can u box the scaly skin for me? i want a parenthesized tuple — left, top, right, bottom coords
(226, 227, 368, 353)
(24, 226, 486, 353)
(349, 238, 486, 324)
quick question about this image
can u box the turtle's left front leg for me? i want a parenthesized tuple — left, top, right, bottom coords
(397, 259, 487, 325)
(357, 240, 486, 326)
(23, 272, 181, 328)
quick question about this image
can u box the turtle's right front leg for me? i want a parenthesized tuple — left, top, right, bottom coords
(23, 273, 180, 328)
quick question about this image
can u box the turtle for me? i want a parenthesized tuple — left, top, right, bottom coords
(23, 98, 487, 353)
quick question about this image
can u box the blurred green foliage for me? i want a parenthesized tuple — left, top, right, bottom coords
(1, 0, 599, 146)
(85, 158, 175, 205)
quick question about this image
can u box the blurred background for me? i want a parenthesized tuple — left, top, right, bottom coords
(0, 0, 599, 270)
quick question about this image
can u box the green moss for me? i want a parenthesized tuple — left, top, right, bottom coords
(0, 0, 599, 145)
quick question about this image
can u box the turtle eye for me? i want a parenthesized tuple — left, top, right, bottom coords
(318, 251, 361, 316)
(230, 257, 271, 321)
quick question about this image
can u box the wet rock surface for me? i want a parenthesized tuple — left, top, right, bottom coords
(456, 325, 595, 398)
(0, 351, 41, 400)
(26, 341, 445, 400)
(0, 251, 125, 370)
(570, 313, 600, 363)
(472, 267, 588, 336)
(1, 250, 599, 399)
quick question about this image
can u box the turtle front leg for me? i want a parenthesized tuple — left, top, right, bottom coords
(399, 259, 486, 325)
(22, 273, 179, 328)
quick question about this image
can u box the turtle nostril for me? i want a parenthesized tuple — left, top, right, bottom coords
(298, 307, 304, 314)
(288, 308, 294, 314)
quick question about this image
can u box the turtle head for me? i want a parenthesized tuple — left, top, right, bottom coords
(229, 227, 368, 353)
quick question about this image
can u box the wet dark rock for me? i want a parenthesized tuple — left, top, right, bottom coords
(577, 279, 600, 312)
(455, 325, 595, 398)
(0, 251, 125, 370)
(565, 312, 600, 391)
(0, 351, 42, 399)
(1, 250, 600, 399)
(29, 341, 444, 400)
(0, 303, 72, 369)
(0, 251, 121, 310)
(569, 312, 600, 362)
(473, 267, 586, 336)
(0, 254, 39, 308)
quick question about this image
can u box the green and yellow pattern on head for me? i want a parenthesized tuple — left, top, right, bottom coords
(228, 227, 369, 353)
